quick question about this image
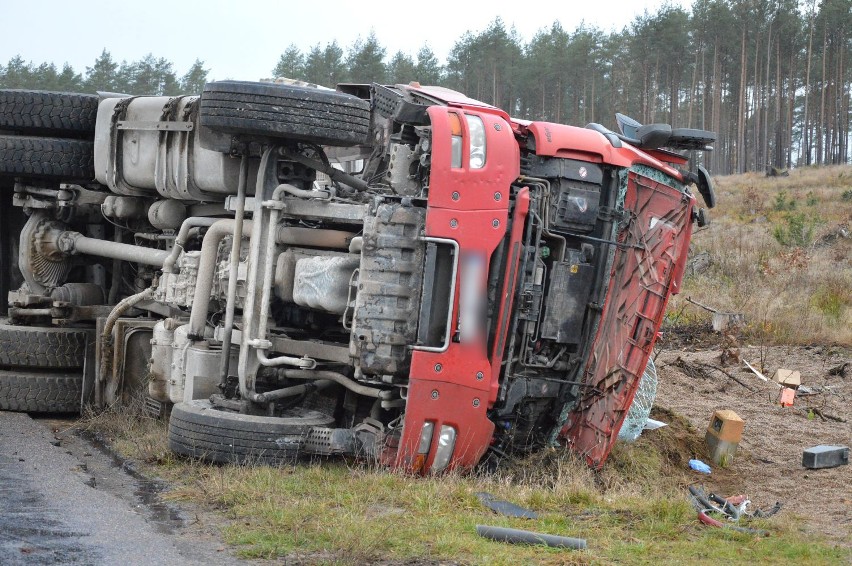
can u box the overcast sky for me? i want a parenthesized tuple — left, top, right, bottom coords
(2, 0, 693, 80)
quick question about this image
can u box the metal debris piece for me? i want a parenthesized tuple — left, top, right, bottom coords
(475, 492, 539, 519)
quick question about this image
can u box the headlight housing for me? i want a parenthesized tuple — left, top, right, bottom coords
(449, 113, 487, 169)
(431, 425, 457, 472)
(466, 115, 486, 169)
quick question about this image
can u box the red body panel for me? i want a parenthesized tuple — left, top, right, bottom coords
(558, 171, 694, 468)
(520, 121, 684, 182)
(395, 106, 521, 472)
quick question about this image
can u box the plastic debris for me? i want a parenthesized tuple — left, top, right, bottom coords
(689, 459, 711, 474)
(643, 418, 668, 430)
(476, 525, 587, 550)
(476, 492, 539, 519)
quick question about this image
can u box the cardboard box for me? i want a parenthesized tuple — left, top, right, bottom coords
(772, 368, 801, 388)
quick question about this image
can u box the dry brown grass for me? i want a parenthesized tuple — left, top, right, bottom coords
(670, 165, 852, 345)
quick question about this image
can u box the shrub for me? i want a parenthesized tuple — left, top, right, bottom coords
(772, 213, 817, 247)
(773, 190, 796, 211)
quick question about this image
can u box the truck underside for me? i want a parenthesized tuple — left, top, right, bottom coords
(0, 82, 715, 472)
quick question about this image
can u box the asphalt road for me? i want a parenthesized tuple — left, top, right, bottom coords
(0, 411, 244, 565)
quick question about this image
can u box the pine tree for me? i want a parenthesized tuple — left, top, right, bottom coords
(272, 44, 305, 80)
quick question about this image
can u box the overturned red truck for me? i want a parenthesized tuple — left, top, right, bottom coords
(0, 81, 715, 472)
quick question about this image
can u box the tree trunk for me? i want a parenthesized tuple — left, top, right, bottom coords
(802, 0, 816, 165)
(737, 28, 747, 173)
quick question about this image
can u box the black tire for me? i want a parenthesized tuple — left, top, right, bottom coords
(0, 322, 91, 369)
(0, 90, 99, 138)
(0, 368, 83, 412)
(0, 135, 94, 180)
(199, 81, 371, 147)
(168, 399, 334, 465)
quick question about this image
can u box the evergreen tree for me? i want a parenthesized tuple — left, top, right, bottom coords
(272, 44, 305, 80)
(414, 45, 443, 85)
(346, 32, 387, 83)
(1, 56, 34, 88)
(387, 51, 417, 84)
(85, 49, 119, 92)
(304, 41, 346, 87)
(180, 59, 208, 94)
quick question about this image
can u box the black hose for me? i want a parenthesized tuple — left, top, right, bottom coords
(476, 525, 587, 550)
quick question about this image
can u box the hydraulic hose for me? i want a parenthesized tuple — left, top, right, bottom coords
(475, 525, 587, 550)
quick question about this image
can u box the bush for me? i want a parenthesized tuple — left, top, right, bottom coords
(773, 190, 797, 211)
(772, 213, 817, 247)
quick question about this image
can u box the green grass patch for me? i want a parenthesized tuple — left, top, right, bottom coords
(81, 385, 848, 564)
(152, 443, 847, 565)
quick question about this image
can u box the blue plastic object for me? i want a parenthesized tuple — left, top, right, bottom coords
(689, 459, 712, 474)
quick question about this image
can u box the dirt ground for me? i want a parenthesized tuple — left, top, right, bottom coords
(652, 330, 851, 546)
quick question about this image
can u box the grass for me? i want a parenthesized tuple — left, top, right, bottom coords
(77, 165, 852, 564)
(671, 164, 852, 345)
(85, 398, 849, 565)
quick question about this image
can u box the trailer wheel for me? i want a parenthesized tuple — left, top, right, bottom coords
(168, 399, 334, 465)
(0, 90, 99, 138)
(0, 369, 83, 413)
(0, 321, 92, 369)
(199, 81, 371, 147)
(0, 135, 94, 180)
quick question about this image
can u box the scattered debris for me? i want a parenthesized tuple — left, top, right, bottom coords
(743, 359, 769, 381)
(643, 418, 667, 430)
(475, 525, 587, 550)
(673, 357, 755, 392)
(772, 368, 801, 388)
(807, 408, 846, 423)
(795, 384, 816, 396)
(688, 486, 776, 536)
(720, 333, 741, 365)
(689, 459, 712, 474)
(827, 362, 849, 378)
(778, 387, 796, 407)
(802, 445, 849, 469)
(476, 492, 539, 519)
(724, 494, 749, 506)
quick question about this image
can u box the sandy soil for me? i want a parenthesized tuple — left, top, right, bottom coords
(652, 334, 851, 546)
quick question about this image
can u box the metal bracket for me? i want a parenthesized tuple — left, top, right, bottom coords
(116, 121, 194, 132)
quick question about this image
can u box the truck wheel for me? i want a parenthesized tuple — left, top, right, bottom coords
(168, 399, 335, 465)
(199, 81, 371, 147)
(0, 369, 83, 413)
(0, 322, 91, 369)
(0, 90, 99, 138)
(0, 135, 94, 180)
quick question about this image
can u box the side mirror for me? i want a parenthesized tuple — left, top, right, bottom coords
(696, 165, 716, 209)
